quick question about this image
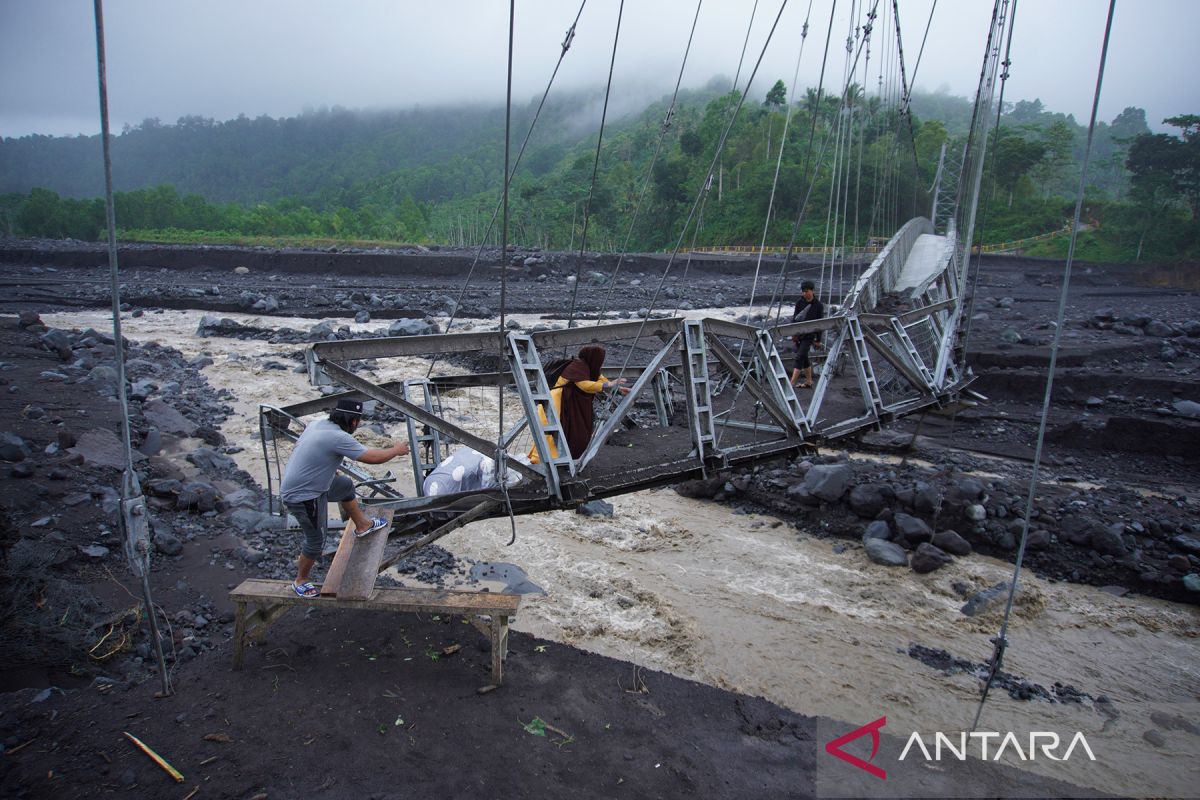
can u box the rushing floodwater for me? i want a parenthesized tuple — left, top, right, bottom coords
(47, 309, 1200, 797)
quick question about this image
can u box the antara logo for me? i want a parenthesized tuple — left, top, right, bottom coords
(899, 731, 1096, 762)
(825, 716, 888, 779)
(824, 719, 1098, 779)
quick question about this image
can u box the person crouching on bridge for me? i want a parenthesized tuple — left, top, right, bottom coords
(790, 280, 824, 389)
(529, 345, 629, 463)
(280, 398, 410, 598)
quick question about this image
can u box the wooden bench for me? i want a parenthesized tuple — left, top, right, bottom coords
(229, 578, 522, 684)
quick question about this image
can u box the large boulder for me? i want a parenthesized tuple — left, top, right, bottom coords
(0, 432, 30, 462)
(388, 318, 437, 337)
(176, 480, 219, 512)
(893, 512, 933, 546)
(864, 538, 908, 567)
(932, 529, 972, 556)
(1090, 523, 1128, 557)
(40, 329, 74, 360)
(911, 543, 953, 573)
(186, 447, 237, 474)
(862, 520, 892, 541)
(142, 399, 198, 437)
(803, 464, 853, 503)
(848, 483, 892, 518)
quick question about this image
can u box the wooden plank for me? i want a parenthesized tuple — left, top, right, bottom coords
(320, 509, 394, 599)
(231, 579, 521, 615)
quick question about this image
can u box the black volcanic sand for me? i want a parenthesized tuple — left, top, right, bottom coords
(1, 241, 1197, 798)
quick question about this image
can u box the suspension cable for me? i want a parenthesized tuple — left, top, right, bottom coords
(971, 0, 1115, 732)
(496, 0, 519, 545)
(743, 0, 816, 325)
(960, 0, 1018, 355)
(565, 0, 626, 332)
(614, 0, 790, 377)
(733, 0, 761, 90)
(595, 0, 705, 323)
(93, 0, 171, 697)
(427, 0, 588, 376)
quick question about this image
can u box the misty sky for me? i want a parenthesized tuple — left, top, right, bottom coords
(0, 0, 1195, 139)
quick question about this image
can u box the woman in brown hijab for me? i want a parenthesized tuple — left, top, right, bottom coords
(529, 345, 628, 463)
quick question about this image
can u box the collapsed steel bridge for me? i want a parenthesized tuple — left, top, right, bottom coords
(259, 216, 974, 543)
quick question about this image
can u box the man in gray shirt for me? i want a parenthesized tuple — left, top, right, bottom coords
(280, 398, 409, 597)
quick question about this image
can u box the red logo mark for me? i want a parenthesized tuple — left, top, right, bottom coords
(825, 716, 887, 779)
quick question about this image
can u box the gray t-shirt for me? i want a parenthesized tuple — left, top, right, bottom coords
(280, 419, 368, 503)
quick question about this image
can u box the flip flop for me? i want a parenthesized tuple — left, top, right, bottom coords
(796, 382, 813, 389)
(354, 516, 389, 538)
(292, 581, 319, 598)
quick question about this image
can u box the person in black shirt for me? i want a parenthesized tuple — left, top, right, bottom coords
(790, 280, 824, 388)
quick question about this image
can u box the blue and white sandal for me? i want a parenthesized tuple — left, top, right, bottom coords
(354, 517, 388, 538)
(292, 581, 319, 598)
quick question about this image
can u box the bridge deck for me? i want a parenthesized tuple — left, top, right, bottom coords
(893, 233, 950, 292)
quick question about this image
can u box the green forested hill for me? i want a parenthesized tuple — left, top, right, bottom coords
(1, 85, 1195, 261)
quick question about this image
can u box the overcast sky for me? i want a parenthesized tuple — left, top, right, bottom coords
(0, 0, 1195, 139)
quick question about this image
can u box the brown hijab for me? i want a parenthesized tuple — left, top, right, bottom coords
(558, 345, 605, 458)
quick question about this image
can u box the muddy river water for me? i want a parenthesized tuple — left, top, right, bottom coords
(47, 309, 1200, 797)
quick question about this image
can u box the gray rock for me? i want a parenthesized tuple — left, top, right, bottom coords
(69, 428, 132, 469)
(848, 483, 891, 518)
(1144, 320, 1177, 338)
(960, 581, 1012, 616)
(227, 508, 271, 533)
(40, 329, 74, 360)
(1171, 535, 1200, 555)
(129, 379, 157, 400)
(154, 531, 183, 556)
(86, 365, 119, 385)
(1172, 400, 1200, 419)
(1090, 523, 1128, 557)
(999, 328, 1022, 344)
(1142, 730, 1166, 748)
(0, 432, 30, 462)
(1111, 323, 1144, 336)
(251, 295, 281, 313)
(388, 318, 437, 337)
(18, 311, 43, 329)
(911, 543, 953, 573)
(576, 499, 614, 518)
(176, 481, 219, 512)
(79, 544, 109, 559)
(354, 310, 371, 324)
(965, 504, 987, 522)
(953, 477, 985, 501)
(864, 538, 908, 567)
(1182, 320, 1200, 337)
(196, 315, 243, 337)
(803, 464, 853, 503)
(138, 428, 163, 456)
(932, 530, 972, 556)
(893, 512, 933, 545)
(222, 488, 261, 509)
(1026, 529, 1052, 550)
(186, 447, 237, 473)
(862, 520, 892, 541)
(1184, 573, 1200, 592)
(143, 399, 198, 436)
(308, 320, 336, 340)
(1093, 307, 1116, 322)
(913, 482, 940, 514)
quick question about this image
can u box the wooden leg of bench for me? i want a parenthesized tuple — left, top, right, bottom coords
(250, 602, 290, 644)
(499, 615, 510, 662)
(490, 616, 503, 685)
(232, 601, 248, 671)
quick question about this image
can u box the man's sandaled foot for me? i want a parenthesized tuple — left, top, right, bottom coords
(354, 517, 388, 538)
(292, 581, 319, 598)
